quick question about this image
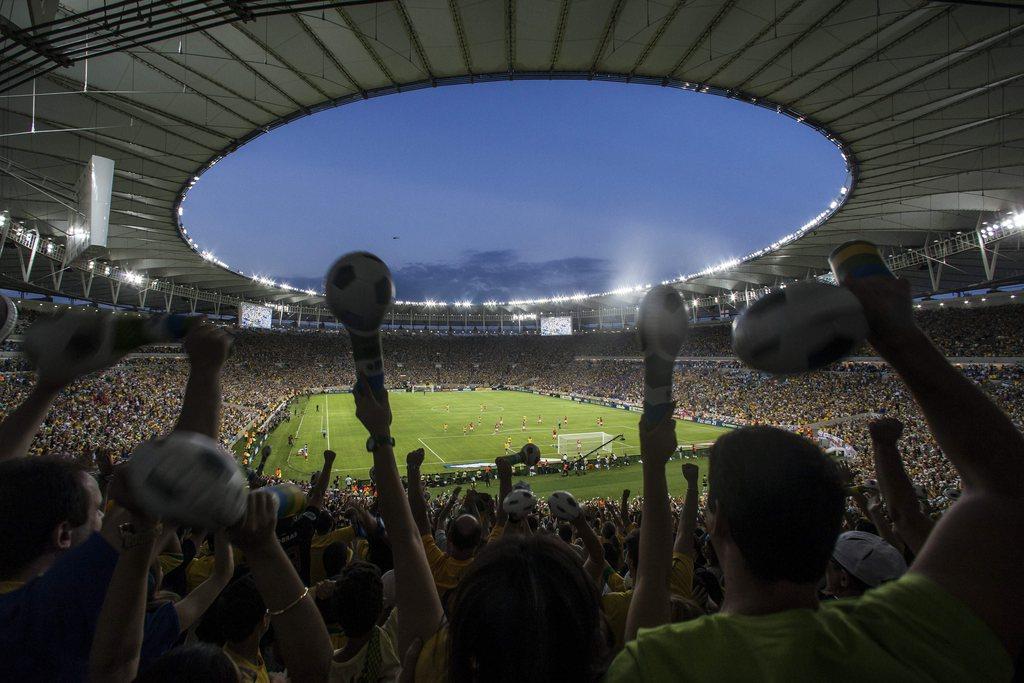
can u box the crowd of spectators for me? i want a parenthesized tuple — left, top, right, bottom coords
(0, 303, 1021, 506)
(0, 277, 1021, 681)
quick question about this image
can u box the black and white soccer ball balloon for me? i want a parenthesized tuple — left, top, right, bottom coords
(547, 491, 580, 521)
(325, 252, 395, 333)
(503, 488, 537, 518)
(124, 431, 248, 528)
(732, 281, 868, 375)
(638, 285, 689, 358)
(520, 442, 541, 466)
(23, 311, 116, 385)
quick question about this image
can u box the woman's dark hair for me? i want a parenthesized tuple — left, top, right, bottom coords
(135, 643, 239, 682)
(216, 575, 266, 643)
(447, 534, 609, 683)
(331, 560, 383, 639)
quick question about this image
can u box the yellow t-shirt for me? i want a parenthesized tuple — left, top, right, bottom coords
(310, 526, 356, 584)
(607, 572, 1012, 682)
(422, 534, 472, 593)
(415, 628, 448, 683)
(223, 646, 270, 683)
(602, 552, 694, 650)
(0, 580, 25, 594)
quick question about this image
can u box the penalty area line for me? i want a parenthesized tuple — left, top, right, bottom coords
(418, 438, 446, 463)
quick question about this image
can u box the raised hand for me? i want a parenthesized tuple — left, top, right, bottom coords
(844, 277, 918, 350)
(353, 375, 392, 436)
(323, 449, 337, 465)
(229, 490, 279, 556)
(639, 413, 677, 467)
(183, 322, 233, 373)
(682, 463, 699, 486)
(496, 456, 512, 480)
(407, 448, 425, 469)
(869, 417, 904, 445)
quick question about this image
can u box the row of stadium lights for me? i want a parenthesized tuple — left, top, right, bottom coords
(176, 151, 851, 309)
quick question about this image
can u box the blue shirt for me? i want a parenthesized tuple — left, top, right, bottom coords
(0, 532, 181, 681)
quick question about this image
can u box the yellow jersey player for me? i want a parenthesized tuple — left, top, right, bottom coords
(527, 436, 534, 444)
(462, 425, 468, 436)
(537, 415, 542, 424)
(443, 422, 448, 432)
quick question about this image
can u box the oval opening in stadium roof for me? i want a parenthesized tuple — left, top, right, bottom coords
(180, 80, 851, 305)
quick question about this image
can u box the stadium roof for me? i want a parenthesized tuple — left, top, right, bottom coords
(2, 0, 1024, 319)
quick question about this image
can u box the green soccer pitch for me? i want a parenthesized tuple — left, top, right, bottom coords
(257, 390, 730, 499)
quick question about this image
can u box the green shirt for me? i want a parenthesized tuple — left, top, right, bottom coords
(607, 572, 1011, 682)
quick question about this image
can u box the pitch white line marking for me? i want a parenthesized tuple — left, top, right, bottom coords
(418, 438, 446, 463)
(292, 400, 307, 457)
(325, 394, 332, 450)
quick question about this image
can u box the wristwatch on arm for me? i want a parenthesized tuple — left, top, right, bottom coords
(365, 435, 395, 452)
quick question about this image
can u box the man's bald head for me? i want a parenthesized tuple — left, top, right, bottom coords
(450, 514, 482, 554)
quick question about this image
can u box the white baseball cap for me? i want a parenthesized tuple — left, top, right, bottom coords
(832, 531, 906, 588)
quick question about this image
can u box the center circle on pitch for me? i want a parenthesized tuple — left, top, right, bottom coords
(181, 80, 849, 302)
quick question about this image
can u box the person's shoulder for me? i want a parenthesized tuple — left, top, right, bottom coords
(819, 573, 1013, 681)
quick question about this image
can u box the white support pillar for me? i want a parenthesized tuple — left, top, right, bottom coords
(926, 257, 943, 291)
(978, 232, 1001, 281)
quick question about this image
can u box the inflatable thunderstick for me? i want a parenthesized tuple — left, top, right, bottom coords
(324, 252, 396, 399)
(637, 285, 689, 424)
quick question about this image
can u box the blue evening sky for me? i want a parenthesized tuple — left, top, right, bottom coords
(183, 80, 848, 302)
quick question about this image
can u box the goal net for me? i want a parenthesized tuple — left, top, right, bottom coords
(557, 432, 617, 457)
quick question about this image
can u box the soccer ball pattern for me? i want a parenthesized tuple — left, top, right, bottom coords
(124, 431, 248, 528)
(732, 281, 868, 375)
(520, 442, 541, 466)
(325, 252, 395, 333)
(638, 284, 690, 361)
(503, 488, 537, 517)
(547, 491, 580, 520)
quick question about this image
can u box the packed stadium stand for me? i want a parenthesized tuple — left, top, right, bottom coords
(4, 1, 1024, 681)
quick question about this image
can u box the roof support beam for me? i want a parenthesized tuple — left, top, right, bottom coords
(548, 0, 571, 71)
(394, 0, 436, 83)
(589, 0, 626, 76)
(666, 0, 737, 81)
(627, 0, 686, 78)
(447, 0, 474, 75)
(292, 13, 367, 96)
(335, 6, 400, 87)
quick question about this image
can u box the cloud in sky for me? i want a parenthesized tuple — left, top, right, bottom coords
(276, 249, 614, 302)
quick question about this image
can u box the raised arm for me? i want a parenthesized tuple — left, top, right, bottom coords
(0, 381, 63, 461)
(673, 463, 699, 557)
(88, 512, 162, 683)
(354, 382, 443, 656)
(868, 418, 933, 555)
(433, 486, 462, 536)
(625, 415, 677, 642)
(175, 324, 233, 439)
(848, 276, 1024, 655)
(405, 448, 431, 536)
(618, 488, 631, 532)
(173, 530, 234, 632)
(572, 510, 605, 568)
(495, 456, 513, 528)
(230, 491, 333, 682)
(308, 450, 337, 510)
